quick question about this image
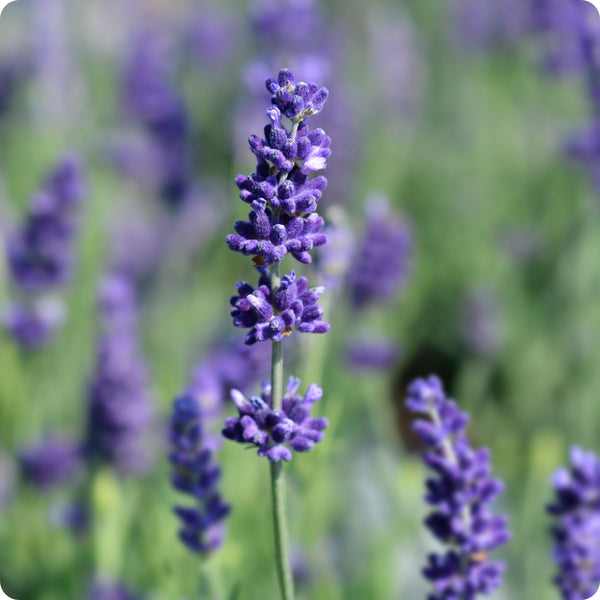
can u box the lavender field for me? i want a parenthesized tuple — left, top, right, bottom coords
(1, 0, 600, 599)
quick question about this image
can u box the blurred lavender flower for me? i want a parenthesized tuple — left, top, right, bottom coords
(3, 156, 86, 349)
(122, 28, 191, 207)
(169, 394, 230, 554)
(367, 8, 426, 119)
(19, 437, 81, 490)
(548, 446, 600, 600)
(85, 274, 154, 476)
(348, 196, 413, 310)
(223, 377, 328, 462)
(187, 6, 239, 71)
(87, 582, 141, 600)
(345, 337, 400, 372)
(459, 288, 504, 359)
(406, 375, 510, 599)
(453, 0, 532, 49)
(6, 156, 86, 292)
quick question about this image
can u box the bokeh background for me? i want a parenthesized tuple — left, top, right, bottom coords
(0, 0, 598, 598)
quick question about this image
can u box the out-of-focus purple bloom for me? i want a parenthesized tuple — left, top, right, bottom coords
(122, 28, 191, 207)
(223, 376, 328, 462)
(85, 275, 154, 476)
(6, 156, 86, 293)
(453, 0, 532, 49)
(187, 7, 239, 71)
(367, 8, 426, 119)
(230, 268, 329, 345)
(345, 337, 400, 372)
(169, 394, 230, 554)
(406, 376, 510, 599)
(348, 196, 413, 310)
(3, 297, 65, 350)
(459, 288, 504, 359)
(19, 437, 81, 490)
(548, 446, 600, 600)
(87, 581, 141, 600)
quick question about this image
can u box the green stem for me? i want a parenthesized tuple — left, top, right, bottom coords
(269, 263, 295, 600)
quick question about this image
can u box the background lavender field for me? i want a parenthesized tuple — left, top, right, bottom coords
(0, 0, 598, 598)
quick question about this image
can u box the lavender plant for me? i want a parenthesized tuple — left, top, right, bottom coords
(406, 375, 510, 599)
(223, 68, 331, 600)
(169, 394, 230, 554)
(3, 155, 86, 349)
(548, 446, 600, 600)
(84, 274, 154, 476)
(19, 437, 81, 490)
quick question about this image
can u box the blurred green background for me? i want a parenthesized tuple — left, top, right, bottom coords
(0, 0, 597, 598)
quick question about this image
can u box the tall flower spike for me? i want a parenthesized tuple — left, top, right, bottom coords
(406, 375, 510, 599)
(548, 446, 600, 600)
(348, 195, 412, 310)
(84, 274, 154, 476)
(4, 156, 86, 349)
(169, 394, 230, 554)
(223, 377, 328, 463)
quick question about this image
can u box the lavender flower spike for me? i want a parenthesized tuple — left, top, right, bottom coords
(406, 375, 510, 599)
(85, 274, 154, 476)
(227, 69, 330, 267)
(548, 446, 600, 600)
(169, 394, 230, 554)
(223, 376, 328, 462)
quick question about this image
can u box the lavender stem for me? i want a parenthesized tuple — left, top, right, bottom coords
(269, 262, 294, 600)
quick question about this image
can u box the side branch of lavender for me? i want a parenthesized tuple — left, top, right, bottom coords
(222, 68, 331, 600)
(406, 375, 510, 599)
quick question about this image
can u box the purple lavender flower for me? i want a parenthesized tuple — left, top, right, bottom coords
(169, 394, 230, 554)
(227, 69, 330, 267)
(3, 156, 86, 349)
(548, 446, 600, 600)
(19, 437, 81, 490)
(6, 155, 86, 293)
(85, 275, 154, 476)
(122, 29, 191, 207)
(345, 337, 400, 372)
(348, 196, 413, 310)
(223, 376, 328, 462)
(230, 268, 329, 345)
(406, 375, 510, 599)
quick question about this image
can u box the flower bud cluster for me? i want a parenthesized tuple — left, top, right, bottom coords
(230, 268, 328, 345)
(223, 377, 328, 462)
